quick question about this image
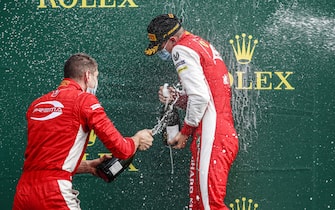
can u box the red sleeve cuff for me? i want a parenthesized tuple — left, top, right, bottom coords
(111, 137, 135, 159)
(124, 137, 136, 156)
(180, 122, 196, 136)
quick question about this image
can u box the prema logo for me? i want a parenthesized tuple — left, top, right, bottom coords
(31, 100, 64, 121)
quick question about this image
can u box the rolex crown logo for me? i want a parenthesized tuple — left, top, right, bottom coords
(230, 33, 258, 64)
(229, 197, 259, 210)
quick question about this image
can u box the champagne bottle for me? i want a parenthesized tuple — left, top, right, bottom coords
(162, 106, 180, 146)
(161, 83, 180, 145)
(96, 154, 135, 183)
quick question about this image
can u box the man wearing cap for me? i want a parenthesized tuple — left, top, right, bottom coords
(145, 14, 239, 210)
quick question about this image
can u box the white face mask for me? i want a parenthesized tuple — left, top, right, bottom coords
(157, 40, 172, 61)
(86, 77, 98, 95)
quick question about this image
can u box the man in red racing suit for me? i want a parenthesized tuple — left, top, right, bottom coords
(145, 14, 239, 210)
(13, 53, 153, 210)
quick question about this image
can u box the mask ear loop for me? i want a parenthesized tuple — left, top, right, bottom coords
(86, 69, 93, 83)
(85, 71, 98, 95)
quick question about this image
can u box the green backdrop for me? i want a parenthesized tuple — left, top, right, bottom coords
(1, 0, 334, 209)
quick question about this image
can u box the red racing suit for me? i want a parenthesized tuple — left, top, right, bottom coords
(13, 79, 135, 210)
(172, 32, 239, 210)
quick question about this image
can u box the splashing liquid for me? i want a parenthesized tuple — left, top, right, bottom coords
(227, 52, 260, 152)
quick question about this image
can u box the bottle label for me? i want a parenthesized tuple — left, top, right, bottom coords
(166, 124, 179, 142)
(109, 161, 123, 175)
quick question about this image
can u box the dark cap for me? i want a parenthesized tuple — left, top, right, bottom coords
(144, 14, 182, 56)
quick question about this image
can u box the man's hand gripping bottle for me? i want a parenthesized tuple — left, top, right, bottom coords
(161, 83, 180, 146)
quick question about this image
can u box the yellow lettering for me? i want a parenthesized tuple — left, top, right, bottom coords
(88, 130, 97, 146)
(98, 152, 111, 158)
(177, 66, 188, 74)
(82, 153, 89, 160)
(228, 72, 234, 87)
(38, 0, 59, 8)
(59, 0, 77, 8)
(80, 0, 96, 8)
(236, 71, 252, 89)
(99, 0, 116, 8)
(128, 163, 138, 171)
(38, 0, 139, 8)
(274, 72, 295, 90)
(255, 72, 272, 90)
(118, 0, 138, 7)
(229, 71, 294, 91)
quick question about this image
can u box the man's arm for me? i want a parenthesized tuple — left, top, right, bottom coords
(172, 45, 210, 129)
(83, 95, 153, 159)
(76, 155, 111, 176)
